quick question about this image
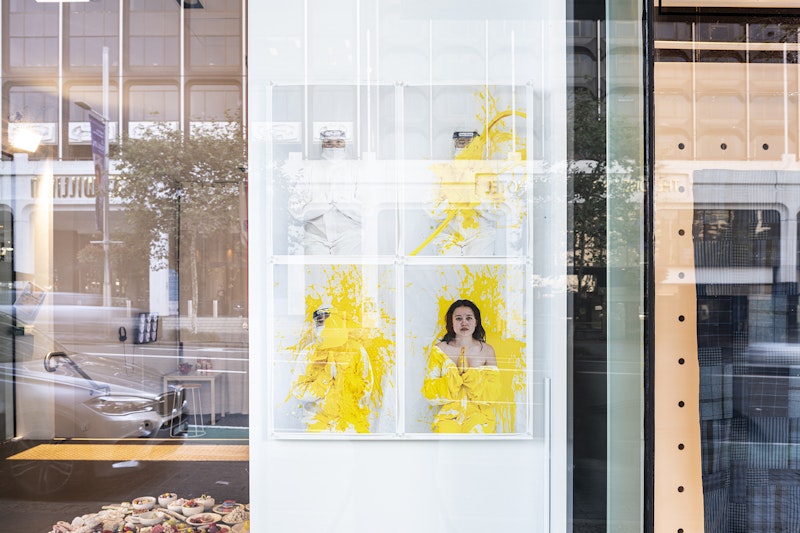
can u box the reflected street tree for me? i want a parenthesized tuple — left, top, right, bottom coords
(111, 121, 246, 333)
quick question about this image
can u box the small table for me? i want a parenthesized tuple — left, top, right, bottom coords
(163, 371, 225, 425)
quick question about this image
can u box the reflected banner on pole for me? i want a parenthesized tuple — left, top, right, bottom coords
(89, 112, 107, 232)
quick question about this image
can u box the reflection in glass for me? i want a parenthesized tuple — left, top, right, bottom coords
(693, 209, 779, 268)
(127, 0, 179, 68)
(66, 0, 120, 69)
(186, 0, 242, 68)
(656, 10, 800, 532)
(0, 2, 250, 528)
(8, 1, 58, 69)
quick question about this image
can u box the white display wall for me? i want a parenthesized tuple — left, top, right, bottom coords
(249, 1, 567, 530)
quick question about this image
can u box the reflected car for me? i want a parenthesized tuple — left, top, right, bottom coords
(1, 327, 187, 440)
(0, 318, 188, 497)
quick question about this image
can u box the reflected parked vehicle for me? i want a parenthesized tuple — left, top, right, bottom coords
(0, 322, 189, 496)
(1, 325, 187, 440)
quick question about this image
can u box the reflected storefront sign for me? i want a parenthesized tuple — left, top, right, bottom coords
(29, 175, 113, 200)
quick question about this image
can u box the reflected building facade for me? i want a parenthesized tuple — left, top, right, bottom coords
(0, 0, 246, 316)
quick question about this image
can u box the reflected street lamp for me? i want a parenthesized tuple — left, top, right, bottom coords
(75, 46, 119, 307)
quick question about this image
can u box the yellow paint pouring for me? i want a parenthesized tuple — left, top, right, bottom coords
(412, 90, 527, 256)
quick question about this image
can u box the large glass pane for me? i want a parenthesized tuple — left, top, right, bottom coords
(7, 0, 58, 70)
(126, 0, 179, 69)
(567, 3, 611, 531)
(654, 8, 800, 532)
(606, 1, 646, 531)
(65, 0, 120, 70)
(0, 0, 658, 530)
(0, 2, 249, 531)
(186, 0, 242, 70)
(567, 0, 647, 530)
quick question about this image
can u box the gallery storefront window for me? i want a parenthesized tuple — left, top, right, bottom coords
(0, 1, 249, 531)
(0, 0, 651, 531)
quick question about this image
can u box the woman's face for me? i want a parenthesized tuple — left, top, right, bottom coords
(451, 306, 477, 338)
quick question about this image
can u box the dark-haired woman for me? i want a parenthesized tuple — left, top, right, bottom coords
(422, 299, 499, 433)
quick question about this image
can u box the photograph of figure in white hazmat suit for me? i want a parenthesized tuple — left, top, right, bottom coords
(278, 124, 396, 257)
(271, 263, 397, 435)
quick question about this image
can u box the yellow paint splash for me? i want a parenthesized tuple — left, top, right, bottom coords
(412, 90, 528, 255)
(427, 265, 526, 433)
(286, 265, 394, 433)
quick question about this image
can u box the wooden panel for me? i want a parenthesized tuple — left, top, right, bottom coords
(655, 63, 694, 160)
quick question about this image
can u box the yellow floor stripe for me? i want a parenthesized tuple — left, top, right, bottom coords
(7, 444, 249, 462)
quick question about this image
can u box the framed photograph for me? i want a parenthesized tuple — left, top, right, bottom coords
(403, 264, 532, 437)
(271, 263, 397, 436)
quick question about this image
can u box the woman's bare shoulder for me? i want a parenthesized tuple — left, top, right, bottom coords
(482, 342, 497, 365)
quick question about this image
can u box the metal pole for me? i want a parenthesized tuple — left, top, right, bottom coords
(102, 47, 111, 307)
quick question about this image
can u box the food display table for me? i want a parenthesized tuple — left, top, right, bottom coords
(49, 494, 250, 533)
(163, 371, 225, 425)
